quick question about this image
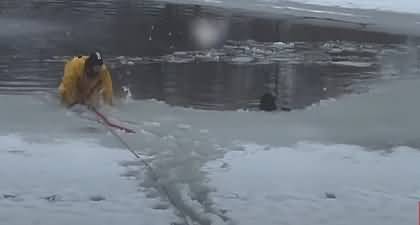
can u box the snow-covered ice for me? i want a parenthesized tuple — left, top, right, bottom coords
(0, 134, 178, 225)
(158, 0, 420, 37)
(260, 0, 420, 14)
(206, 142, 420, 225)
(323, 0, 419, 14)
(1, 75, 420, 224)
(162, 0, 420, 14)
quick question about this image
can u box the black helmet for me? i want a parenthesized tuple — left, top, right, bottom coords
(85, 51, 103, 78)
(86, 51, 103, 67)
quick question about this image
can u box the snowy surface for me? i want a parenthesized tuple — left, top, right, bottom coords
(260, 0, 420, 14)
(159, 0, 420, 36)
(0, 134, 178, 225)
(1, 77, 420, 224)
(162, 0, 420, 14)
(206, 142, 420, 225)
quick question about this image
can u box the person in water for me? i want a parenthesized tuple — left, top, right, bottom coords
(259, 92, 277, 111)
(58, 51, 113, 108)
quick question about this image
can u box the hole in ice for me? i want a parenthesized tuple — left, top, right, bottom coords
(325, 192, 337, 199)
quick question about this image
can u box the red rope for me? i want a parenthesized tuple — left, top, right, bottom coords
(90, 107, 136, 134)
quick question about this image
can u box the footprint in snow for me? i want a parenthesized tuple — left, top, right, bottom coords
(89, 195, 106, 202)
(220, 162, 229, 169)
(3, 194, 17, 199)
(6, 150, 31, 157)
(7, 150, 25, 154)
(42, 194, 62, 202)
(3, 194, 23, 202)
(152, 203, 170, 210)
(325, 192, 337, 199)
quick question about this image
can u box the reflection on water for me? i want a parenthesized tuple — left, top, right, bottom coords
(0, 0, 419, 110)
(112, 40, 419, 110)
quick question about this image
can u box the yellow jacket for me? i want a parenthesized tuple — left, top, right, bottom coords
(58, 56, 113, 107)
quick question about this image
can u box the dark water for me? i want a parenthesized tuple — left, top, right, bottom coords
(0, 0, 419, 110)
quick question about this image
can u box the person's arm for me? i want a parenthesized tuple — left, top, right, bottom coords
(101, 66, 113, 105)
(58, 59, 80, 107)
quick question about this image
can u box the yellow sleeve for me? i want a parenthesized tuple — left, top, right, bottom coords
(101, 67, 113, 105)
(58, 59, 80, 106)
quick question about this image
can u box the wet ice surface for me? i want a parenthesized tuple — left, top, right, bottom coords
(161, 0, 420, 14)
(0, 100, 233, 225)
(0, 135, 179, 225)
(1, 76, 420, 225)
(206, 142, 420, 225)
(159, 0, 420, 37)
(264, 0, 420, 14)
